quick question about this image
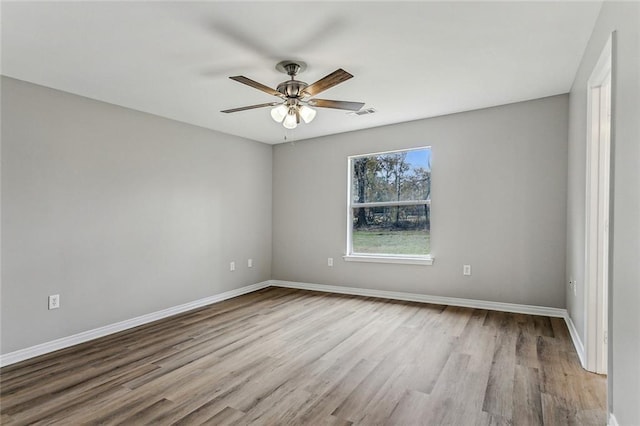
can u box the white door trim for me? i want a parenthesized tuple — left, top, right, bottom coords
(584, 34, 612, 375)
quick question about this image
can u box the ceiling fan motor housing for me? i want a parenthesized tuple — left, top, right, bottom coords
(276, 80, 309, 99)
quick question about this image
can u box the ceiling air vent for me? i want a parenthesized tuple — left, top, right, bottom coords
(349, 108, 377, 116)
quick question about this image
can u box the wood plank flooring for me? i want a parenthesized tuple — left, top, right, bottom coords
(0, 287, 606, 425)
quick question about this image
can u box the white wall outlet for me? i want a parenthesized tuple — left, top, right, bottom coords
(230, 261, 235, 272)
(248, 258, 253, 268)
(573, 280, 577, 296)
(48, 294, 60, 310)
(328, 257, 333, 267)
(463, 265, 471, 276)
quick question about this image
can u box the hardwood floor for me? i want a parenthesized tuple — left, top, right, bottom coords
(0, 287, 606, 425)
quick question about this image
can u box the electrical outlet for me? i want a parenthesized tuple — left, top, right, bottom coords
(248, 258, 253, 268)
(463, 265, 471, 276)
(48, 294, 60, 310)
(573, 280, 577, 296)
(230, 261, 235, 272)
(328, 257, 333, 267)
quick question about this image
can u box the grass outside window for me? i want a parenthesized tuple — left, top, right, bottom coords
(352, 229, 430, 255)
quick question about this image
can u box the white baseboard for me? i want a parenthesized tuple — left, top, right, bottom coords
(2, 279, 585, 371)
(270, 279, 567, 318)
(608, 412, 619, 426)
(270, 280, 594, 364)
(0, 281, 271, 368)
(270, 280, 593, 361)
(563, 312, 586, 368)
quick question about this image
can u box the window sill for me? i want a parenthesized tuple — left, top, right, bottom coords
(343, 254, 434, 266)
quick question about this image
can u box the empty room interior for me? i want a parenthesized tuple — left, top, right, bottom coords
(1, 1, 638, 425)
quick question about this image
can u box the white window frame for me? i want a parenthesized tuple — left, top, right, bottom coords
(344, 146, 434, 265)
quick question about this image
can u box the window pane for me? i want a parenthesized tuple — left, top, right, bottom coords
(352, 205, 430, 255)
(351, 148, 431, 204)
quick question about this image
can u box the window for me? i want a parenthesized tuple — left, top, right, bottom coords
(345, 147, 432, 265)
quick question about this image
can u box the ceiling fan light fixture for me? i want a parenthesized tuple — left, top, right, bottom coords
(283, 111, 298, 129)
(298, 105, 316, 124)
(270, 104, 288, 122)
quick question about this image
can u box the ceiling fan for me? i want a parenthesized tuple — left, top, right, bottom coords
(221, 60, 365, 129)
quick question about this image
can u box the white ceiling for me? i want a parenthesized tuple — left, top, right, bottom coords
(2, 1, 602, 144)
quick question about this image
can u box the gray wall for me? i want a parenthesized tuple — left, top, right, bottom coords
(566, 2, 640, 424)
(273, 95, 568, 308)
(1, 77, 272, 354)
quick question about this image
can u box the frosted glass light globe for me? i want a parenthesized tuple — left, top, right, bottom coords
(283, 112, 298, 129)
(298, 105, 316, 123)
(270, 104, 288, 122)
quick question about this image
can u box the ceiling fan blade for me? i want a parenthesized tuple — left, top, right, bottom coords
(229, 76, 282, 97)
(302, 69, 353, 97)
(308, 99, 364, 111)
(221, 102, 279, 113)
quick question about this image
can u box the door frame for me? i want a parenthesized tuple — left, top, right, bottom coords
(584, 34, 613, 375)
